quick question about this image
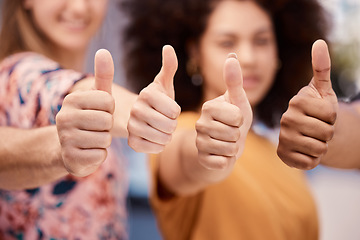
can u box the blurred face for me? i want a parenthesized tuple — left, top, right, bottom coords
(195, 0, 278, 107)
(24, 0, 108, 52)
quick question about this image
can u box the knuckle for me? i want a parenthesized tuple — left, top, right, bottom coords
(293, 161, 310, 170)
(232, 108, 243, 127)
(231, 129, 241, 141)
(164, 119, 177, 134)
(276, 145, 293, 163)
(173, 104, 181, 118)
(139, 87, 153, 102)
(127, 119, 141, 135)
(127, 119, 136, 132)
(327, 108, 337, 125)
(104, 95, 115, 113)
(318, 143, 328, 155)
(310, 142, 327, 157)
(227, 143, 238, 156)
(104, 133, 112, 148)
(195, 137, 204, 151)
(214, 159, 228, 170)
(56, 111, 71, 126)
(288, 95, 303, 108)
(195, 120, 207, 133)
(58, 131, 72, 145)
(199, 155, 228, 170)
(103, 113, 114, 130)
(128, 136, 140, 151)
(128, 136, 164, 153)
(63, 92, 80, 106)
(201, 101, 213, 114)
(62, 93, 73, 104)
(280, 112, 296, 127)
(162, 133, 172, 145)
(276, 147, 286, 160)
(130, 103, 143, 118)
(323, 125, 335, 141)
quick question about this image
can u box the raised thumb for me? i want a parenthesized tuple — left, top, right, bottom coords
(224, 53, 246, 107)
(94, 49, 114, 95)
(311, 39, 332, 98)
(154, 45, 178, 99)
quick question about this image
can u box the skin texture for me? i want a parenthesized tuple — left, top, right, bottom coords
(194, 0, 278, 106)
(24, 0, 108, 71)
(0, 0, 138, 189)
(128, 1, 286, 195)
(320, 100, 360, 169)
(56, 49, 116, 177)
(278, 40, 360, 170)
(0, 49, 136, 189)
(277, 40, 338, 170)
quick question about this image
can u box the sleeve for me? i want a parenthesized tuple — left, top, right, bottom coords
(2, 53, 89, 127)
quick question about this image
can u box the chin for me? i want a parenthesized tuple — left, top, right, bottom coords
(247, 96, 262, 109)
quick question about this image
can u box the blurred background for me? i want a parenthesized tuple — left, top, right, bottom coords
(92, 1, 360, 239)
(321, 0, 360, 98)
(0, 0, 359, 240)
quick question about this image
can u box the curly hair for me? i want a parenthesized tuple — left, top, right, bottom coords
(121, 0, 329, 127)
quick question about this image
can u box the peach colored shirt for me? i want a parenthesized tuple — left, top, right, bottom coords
(0, 53, 128, 240)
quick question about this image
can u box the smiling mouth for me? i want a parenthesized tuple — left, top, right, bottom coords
(60, 18, 88, 31)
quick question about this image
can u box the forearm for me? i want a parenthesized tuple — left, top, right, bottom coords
(0, 126, 68, 190)
(112, 85, 137, 137)
(158, 129, 232, 196)
(321, 101, 360, 169)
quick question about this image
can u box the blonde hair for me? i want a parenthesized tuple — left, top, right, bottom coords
(0, 0, 51, 61)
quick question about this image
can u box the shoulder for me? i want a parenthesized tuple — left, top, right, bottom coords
(1, 51, 85, 89)
(0, 52, 61, 80)
(1, 52, 58, 69)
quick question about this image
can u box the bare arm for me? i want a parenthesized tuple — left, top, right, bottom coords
(0, 126, 68, 190)
(128, 50, 252, 196)
(0, 50, 136, 189)
(321, 100, 360, 168)
(277, 40, 360, 170)
(72, 78, 137, 138)
(277, 40, 338, 169)
(57, 49, 136, 177)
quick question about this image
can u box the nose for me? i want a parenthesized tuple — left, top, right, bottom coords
(236, 42, 255, 67)
(67, 0, 88, 16)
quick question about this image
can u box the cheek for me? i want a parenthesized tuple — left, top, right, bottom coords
(247, 54, 278, 106)
(91, 3, 108, 24)
(32, 10, 54, 36)
(202, 58, 225, 84)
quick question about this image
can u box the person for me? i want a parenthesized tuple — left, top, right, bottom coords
(276, 51, 360, 240)
(0, 0, 130, 238)
(0, 0, 175, 238)
(122, 0, 329, 239)
(277, 77, 360, 169)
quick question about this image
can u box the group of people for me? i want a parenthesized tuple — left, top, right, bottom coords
(0, 0, 359, 239)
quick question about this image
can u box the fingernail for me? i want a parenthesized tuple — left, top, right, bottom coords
(227, 53, 237, 59)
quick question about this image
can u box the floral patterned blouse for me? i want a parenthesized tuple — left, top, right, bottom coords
(0, 52, 128, 240)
